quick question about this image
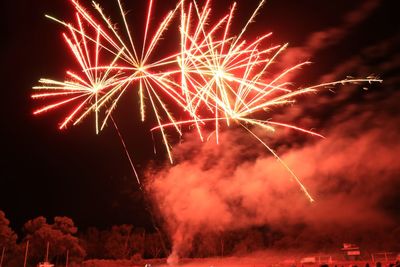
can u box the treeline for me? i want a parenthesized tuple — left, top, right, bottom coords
(0, 210, 165, 267)
(1, 210, 400, 267)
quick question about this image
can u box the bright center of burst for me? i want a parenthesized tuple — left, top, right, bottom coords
(137, 65, 146, 73)
(214, 67, 233, 81)
(91, 84, 101, 93)
(215, 68, 225, 78)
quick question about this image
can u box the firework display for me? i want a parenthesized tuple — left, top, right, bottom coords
(33, 0, 382, 201)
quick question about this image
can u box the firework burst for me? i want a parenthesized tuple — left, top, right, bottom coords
(32, 19, 127, 133)
(33, 0, 382, 201)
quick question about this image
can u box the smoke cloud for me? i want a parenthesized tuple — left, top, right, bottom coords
(280, 0, 381, 70)
(147, 90, 400, 258)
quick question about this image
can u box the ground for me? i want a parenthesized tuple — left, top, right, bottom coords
(83, 250, 398, 267)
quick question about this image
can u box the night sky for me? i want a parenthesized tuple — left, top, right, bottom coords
(1, 0, 399, 236)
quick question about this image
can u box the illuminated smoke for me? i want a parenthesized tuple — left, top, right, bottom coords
(147, 88, 400, 259)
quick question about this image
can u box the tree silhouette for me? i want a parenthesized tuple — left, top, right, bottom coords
(144, 233, 164, 259)
(23, 216, 85, 265)
(102, 225, 146, 260)
(0, 210, 18, 266)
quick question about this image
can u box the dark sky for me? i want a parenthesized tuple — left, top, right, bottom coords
(1, 0, 399, 235)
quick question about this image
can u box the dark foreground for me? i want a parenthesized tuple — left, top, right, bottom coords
(80, 251, 400, 267)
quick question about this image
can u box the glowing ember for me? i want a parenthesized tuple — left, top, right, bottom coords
(33, 0, 382, 201)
